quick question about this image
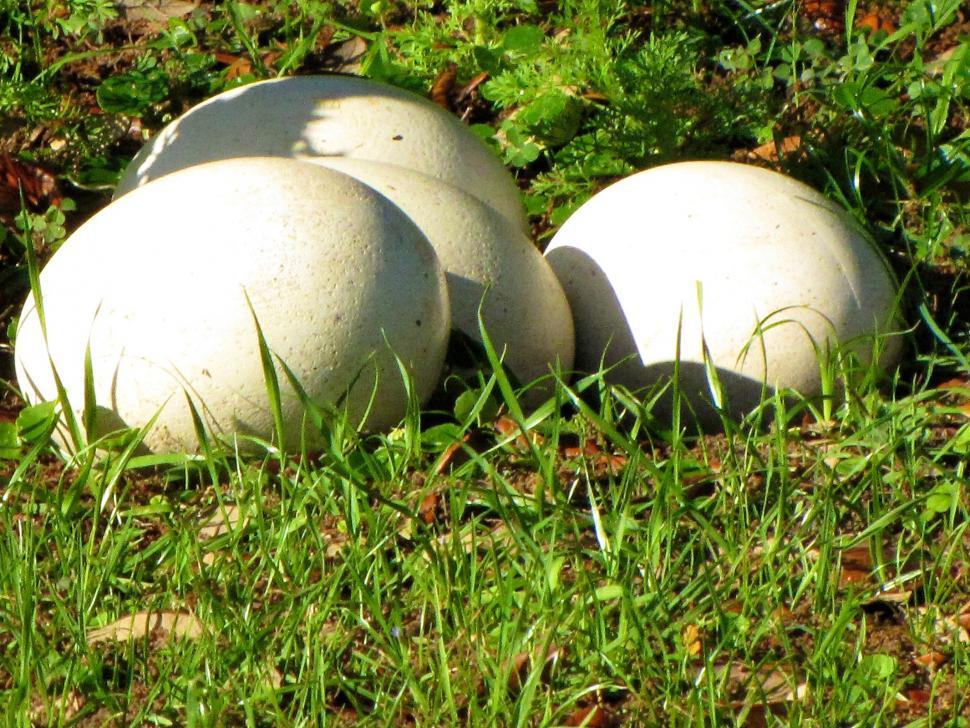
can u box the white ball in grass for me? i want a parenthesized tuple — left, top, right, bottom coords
(114, 74, 528, 234)
(14, 158, 450, 454)
(311, 158, 575, 389)
(544, 161, 902, 423)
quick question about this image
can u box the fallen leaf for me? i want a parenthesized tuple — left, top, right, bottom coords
(265, 666, 283, 690)
(931, 613, 970, 644)
(864, 588, 912, 607)
(199, 504, 245, 540)
(682, 623, 703, 657)
(925, 46, 960, 77)
(117, 0, 197, 27)
(508, 650, 531, 691)
(214, 52, 253, 80)
(431, 63, 458, 110)
(419, 492, 439, 524)
(564, 703, 617, 727)
(839, 542, 874, 587)
(435, 432, 473, 474)
(87, 610, 204, 644)
(935, 376, 970, 417)
(0, 153, 62, 218)
(704, 661, 808, 706)
(854, 11, 896, 35)
(455, 71, 489, 103)
(800, 0, 844, 36)
(28, 691, 85, 724)
(324, 35, 368, 74)
(494, 415, 543, 449)
(507, 644, 561, 692)
(561, 438, 627, 475)
(914, 650, 947, 671)
(936, 377, 970, 390)
(958, 610, 970, 632)
(854, 12, 880, 33)
(898, 688, 931, 706)
(748, 135, 804, 162)
(422, 521, 516, 559)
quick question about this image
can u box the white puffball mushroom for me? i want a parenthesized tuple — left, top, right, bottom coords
(14, 158, 450, 453)
(114, 75, 528, 233)
(545, 161, 901, 422)
(311, 158, 574, 388)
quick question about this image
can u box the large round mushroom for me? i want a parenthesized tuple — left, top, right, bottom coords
(545, 161, 902, 424)
(312, 158, 574, 388)
(15, 158, 450, 453)
(114, 75, 527, 233)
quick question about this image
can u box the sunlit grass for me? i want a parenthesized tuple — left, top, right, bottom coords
(1, 0, 968, 724)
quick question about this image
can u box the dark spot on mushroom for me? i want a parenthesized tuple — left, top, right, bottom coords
(392, 134, 403, 141)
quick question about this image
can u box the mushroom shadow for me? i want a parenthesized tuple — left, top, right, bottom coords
(545, 246, 785, 430)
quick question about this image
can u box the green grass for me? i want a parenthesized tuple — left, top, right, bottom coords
(2, 0, 969, 725)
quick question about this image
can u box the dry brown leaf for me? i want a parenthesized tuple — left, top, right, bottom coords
(958, 610, 970, 632)
(706, 661, 808, 706)
(855, 13, 880, 34)
(507, 644, 561, 692)
(581, 90, 609, 104)
(930, 613, 970, 644)
(800, 0, 844, 36)
(199, 504, 245, 540)
(853, 8, 896, 35)
(806, 538, 914, 598)
(748, 135, 805, 162)
(494, 415, 544, 449)
(864, 588, 912, 606)
(419, 492, 439, 524)
(430, 63, 458, 110)
(455, 71, 490, 103)
(265, 667, 283, 690)
(898, 688, 931, 706)
(435, 432, 473, 474)
(0, 153, 62, 218)
(936, 376, 970, 390)
(322, 528, 351, 559)
(421, 521, 516, 559)
(839, 542, 875, 587)
(324, 36, 368, 73)
(682, 623, 703, 657)
(28, 691, 85, 724)
(214, 52, 253, 80)
(914, 650, 948, 671)
(508, 650, 531, 691)
(926, 46, 960, 77)
(562, 438, 627, 475)
(87, 610, 204, 644)
(564, 703, 617, 727)
(117, 0, 197, 27)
